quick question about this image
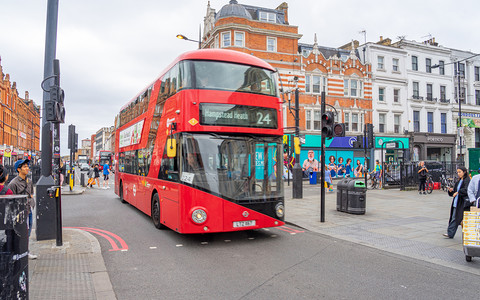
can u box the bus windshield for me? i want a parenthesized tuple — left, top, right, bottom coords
(189, 60, 278, 97)
(181, 133, 283, 202)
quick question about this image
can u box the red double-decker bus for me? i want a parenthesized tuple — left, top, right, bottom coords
(114, 49, 284, 233)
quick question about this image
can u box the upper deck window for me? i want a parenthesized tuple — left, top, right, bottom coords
(188, 60, 278, 97)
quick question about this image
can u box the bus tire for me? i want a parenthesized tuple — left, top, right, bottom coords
(152, 193, 165, 229)
(119, 182, 127, 203)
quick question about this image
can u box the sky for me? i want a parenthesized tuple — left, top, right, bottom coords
(1, 0, 480, 155)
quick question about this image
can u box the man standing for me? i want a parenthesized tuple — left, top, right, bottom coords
(103, 161, 110, 189)
(9, 158, 37, 259)
(467, 168, 480, 206)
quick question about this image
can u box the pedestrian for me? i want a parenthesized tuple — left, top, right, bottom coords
(8, 159, 37, 259)
(0, 164, 13, 195)
(93, 163, 100, 187)
(59, 159, 65, 186)
(374, 160, 382, 187)
(103, 161, 111, 189)
(467, 168, 480, 206)
(444, 166, 470, 238)
(302, 150, 318, 178)
(86, 164, 95, 188)
(324, 164, 333, 192)
(417, 161, 428, 195)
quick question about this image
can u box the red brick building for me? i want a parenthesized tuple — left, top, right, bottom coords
(201, 1, 372, 136)
(0, 57, 40, 164)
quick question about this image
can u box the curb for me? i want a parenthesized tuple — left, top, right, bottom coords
(69, 228, 117, 300)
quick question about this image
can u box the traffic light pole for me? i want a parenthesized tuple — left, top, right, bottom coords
(36, 0, 59, 241)
(320, 91, 326, 222)
(292, 88, 303, 199)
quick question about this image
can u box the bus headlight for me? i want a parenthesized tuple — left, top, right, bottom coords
(191, 208, 207, 224)
(275, 203, 284, 218)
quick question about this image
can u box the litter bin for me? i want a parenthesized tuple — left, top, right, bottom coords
(309, 172, 317, 185)
(0, 195, 29, 299)
(336, 178, 351, 212)
(346, 180, 366, 215)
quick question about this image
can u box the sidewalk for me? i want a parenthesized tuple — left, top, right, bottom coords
(284, 182, 480, 275)
(29, 228, 116, 300)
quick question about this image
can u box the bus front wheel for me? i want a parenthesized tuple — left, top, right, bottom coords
(152, 193, 166, 229)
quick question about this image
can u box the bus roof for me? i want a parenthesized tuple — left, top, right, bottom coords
(119, 49, 276, 112)
(175, 49, 276, 71)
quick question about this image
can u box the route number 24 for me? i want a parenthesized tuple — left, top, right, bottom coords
(256, 112, 272, 125)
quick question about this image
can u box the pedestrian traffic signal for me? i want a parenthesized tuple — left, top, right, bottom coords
(45, 100, 56, 122)
(333, 123, 346, 137)
(366, 123, 374, 149)
(322, 111, 335, 138)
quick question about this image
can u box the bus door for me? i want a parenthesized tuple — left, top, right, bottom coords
(158, 138, 180, 230)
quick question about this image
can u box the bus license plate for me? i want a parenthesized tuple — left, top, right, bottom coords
(233, 220, 256, 228)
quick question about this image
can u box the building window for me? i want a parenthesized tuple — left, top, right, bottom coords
(476, 90, 480, 105)
(344, 112, 350, 131)
(314, 110, 321, 130)
(392, 58, 399, 72)
(377, 56, 384, 70)
(426, 58, 432, 73)
(305, 75, 311, 93)
(379, 87, 385, 101)
(426, 84, 433, 100)
(378, 114, 385, 133)
(352, 113, 359, 131)
(457, 62, 465, 77)
(439, 60, 445, 75)
(221, 31, 231, 47)
(306, 110, 311, 130)
(344, 79, 362, 97)
(475, 66, 480, 81)
(441, 113, 447, 133)
(455, 86, 466, 103)
(394, 115, 400, 133)
(214, 35, 219, 48)
(267, 37, 276, 52)
(234, 31, 245, 47)
(306, 75, 326, 94)
(427, 112, 434, 133)
(412, 56, 418, 71)
(393, 89, 400, 102)
(413, 81, 419, 99)
(440, 86, 446, 101)
(259, 11, 276, 23)
(413, 111, 420, 132)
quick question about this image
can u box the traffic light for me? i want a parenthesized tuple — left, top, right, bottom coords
(353, 135, 363, 148)
(294, 137, 301, 155)
(45, 101, 56, 122)
(333, 123, 346, 137)
(322, 111, 335, 138)
(48, 86, 66, 123)
(366, 123, 374, 149)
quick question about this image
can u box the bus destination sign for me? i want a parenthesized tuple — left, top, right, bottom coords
(200, 103, 277, 129)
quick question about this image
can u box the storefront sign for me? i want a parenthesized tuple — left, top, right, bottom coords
(375, 137, 409, 149)
(413, 134, 456, 144)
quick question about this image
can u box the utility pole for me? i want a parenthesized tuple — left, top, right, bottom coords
(320, 91, 326, 222)
(457, 61, 463, 163)
(36, 0, 59, 241)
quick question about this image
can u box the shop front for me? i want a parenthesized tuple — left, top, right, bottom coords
(410, 133, 456, 162)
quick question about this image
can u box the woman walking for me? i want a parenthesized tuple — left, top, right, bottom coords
(444, 166, 470, 238)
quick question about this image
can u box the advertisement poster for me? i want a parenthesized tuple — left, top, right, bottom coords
(119, 119, 144, 148)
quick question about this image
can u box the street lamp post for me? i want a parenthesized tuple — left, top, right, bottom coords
(176, 34, 201, 49)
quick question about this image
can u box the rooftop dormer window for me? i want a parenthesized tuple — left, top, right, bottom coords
(259, 11, 276, 23)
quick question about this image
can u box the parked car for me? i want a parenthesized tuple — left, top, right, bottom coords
(80, 163, 89, 171)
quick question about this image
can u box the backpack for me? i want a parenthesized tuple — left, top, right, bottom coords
(0, 185, 9, 195)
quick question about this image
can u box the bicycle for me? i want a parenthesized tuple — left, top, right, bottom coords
(368, 171, 379, 189)
(425, 174, 434, 194)
(440, 171, 454, 192)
